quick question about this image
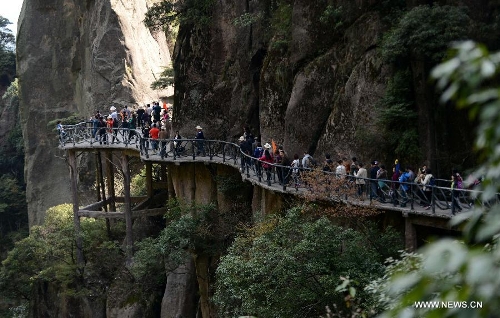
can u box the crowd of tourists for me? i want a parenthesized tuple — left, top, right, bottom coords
(58, 112, 482, 214)
(236, 126, 481, 214)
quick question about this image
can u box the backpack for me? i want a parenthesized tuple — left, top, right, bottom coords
(306, 156, 317, 168)
(253, 147, 264, 158)
(429, 176, 435, 187)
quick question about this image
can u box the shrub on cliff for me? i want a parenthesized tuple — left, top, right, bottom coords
(0, 204, 125, 307)
(213, 206, 402, 318)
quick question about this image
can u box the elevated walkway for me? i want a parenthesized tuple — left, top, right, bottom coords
(58, 123, 487, 261)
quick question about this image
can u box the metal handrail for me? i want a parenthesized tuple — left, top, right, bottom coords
(58, 123, 495, 215)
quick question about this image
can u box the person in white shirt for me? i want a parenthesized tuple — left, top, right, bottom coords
(354, 163, 367, 197)
(302, 152, 313, 168)
(335, 159, 346, 177)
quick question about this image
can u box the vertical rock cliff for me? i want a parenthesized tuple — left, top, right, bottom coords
(172, 0, 390, 160)
(17, 0, 171, 226)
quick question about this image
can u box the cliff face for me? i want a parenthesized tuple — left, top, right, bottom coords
(17, 0, 171, 226)
(172, 0, 389, 160)
(172, 0, 496, 176)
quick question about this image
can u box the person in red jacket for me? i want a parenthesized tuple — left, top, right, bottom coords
(149, 123, 160, 154)
(259, 143, 274, 186)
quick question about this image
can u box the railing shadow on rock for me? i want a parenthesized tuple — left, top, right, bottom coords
(58, 123, 497, 217)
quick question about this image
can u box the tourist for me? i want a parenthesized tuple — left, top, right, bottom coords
(173, 131, 183, 156)
(158, 126, 169, 158)
(195, 125, 205, 156)
(291, 154, 301, 189)
(56, 120, 66, 143)
(376, 164, 388, 202)
(128, 113, 137, 142)
(149, 123, 160, 154)
(421, 168, 435, 210)
(259, 143, 274, 186)
(302, 151, 315, 169)
(369, 161, 380, 201)
(336, 159, 346, 178)
(451, 169, 464, 214)
(98, 116, 107, 144)
(323, 154, 334, 172)
(239, 136, 252, 171)
(141, 123, 150, 155)
(137, 106, 145, 128)
(355, 163, 367, 197)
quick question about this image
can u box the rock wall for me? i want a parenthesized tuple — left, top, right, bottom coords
(172, 0, 390, 160)
(17, 0, 171, 226)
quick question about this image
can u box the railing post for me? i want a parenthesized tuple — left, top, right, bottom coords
(222, 144, 226, 163)
(209, 140, 213, 160)
(246, 157, 250, 178)
(431, 185, 436, 214)
(282, 166, 287, 191)
(192, 140, 196, 160)
(172, 140, 176, 160)
(410, 183, 414, 210)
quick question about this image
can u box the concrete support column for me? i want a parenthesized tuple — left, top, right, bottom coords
(404, 216, 417, 251)
(68, 150, 84, 268)
(121, 154, 133, 264)
(105, 151, 116, 212)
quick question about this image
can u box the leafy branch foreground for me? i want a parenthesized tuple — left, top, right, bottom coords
(374, 42, 500, 317)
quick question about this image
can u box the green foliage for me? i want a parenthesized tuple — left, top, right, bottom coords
(232, 12, 263, 28)
(151, 66, 174, 90)
(215, 174, 251, 198)
(0, 204, 125, 303)
(131, 167, 147, 196)
(373, 41, 500, 317)
(0, 79, 27, 248)
(319, 5, 343, 31)
(144, 0, 215, 30)
(269, 2, 292, 52)
(0, 16, 15, 87)
(47, 113, 86, 129)
(0, 17, 15, 49)
(381, 5, 471, 64)
(376, 70, 421, 165)
(213, 207, 403, 318)
(133, 200, 231, 277)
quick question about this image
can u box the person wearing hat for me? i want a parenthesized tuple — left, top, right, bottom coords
(106, 115, 117, 144)
(259, 143, 274, 186)
(195, 125, 205, 156)
(239, 136, 252, 172)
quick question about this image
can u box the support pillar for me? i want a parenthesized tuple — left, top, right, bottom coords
(121, 154, 133, 264)
(105, 152, 116, 212)
(404, 216, 418, 251)
(96, 151, 110, 236)
(68, 150, 84, 268)
(146, 161, 153, 198)
(167, 163, 175, 199)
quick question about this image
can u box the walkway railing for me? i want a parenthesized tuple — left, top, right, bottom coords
(58, 123, 496, 216)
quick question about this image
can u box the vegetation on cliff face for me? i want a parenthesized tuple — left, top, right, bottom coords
(144, 0, 215, 30)
(132, 199, 252, 281)
(213, 206, 403, 317)
(375, 5, 474, 169)
(0, 81, 27, 262)
(0, 16, 15, 87)
(0, 204, 126, 316)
